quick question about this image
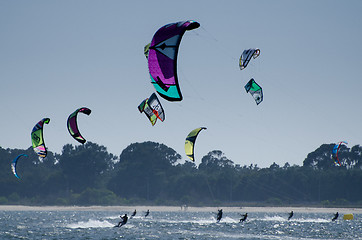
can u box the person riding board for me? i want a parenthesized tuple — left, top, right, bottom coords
(131, 209, 136, 218)
(240, 213, 248, 222)
(145, 209, 150, 217)
(288, 211, 294, 220)
(216, 209, 223, 223)
(332, 212, 339, 221)
(116, 214, 128, 227)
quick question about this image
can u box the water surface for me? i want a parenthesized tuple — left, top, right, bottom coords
(0, 208, 360, 239)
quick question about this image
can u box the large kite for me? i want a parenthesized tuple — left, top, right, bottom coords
(332, 141, 348, 166)
(138, 93, 165, 126)
(147, 20, 200, 101)
(239, 48, 260, 70)
(185, 127, 206, 162)
(31, 118, 50, 160)
(245, 78, 263, 105)
(67, 107, 91, 144)
(11, 154, 28, 179)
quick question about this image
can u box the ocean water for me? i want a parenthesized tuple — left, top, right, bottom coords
(0, 209, 361, 240)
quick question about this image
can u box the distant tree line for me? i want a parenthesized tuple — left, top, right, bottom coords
(0, 142, 361, 207)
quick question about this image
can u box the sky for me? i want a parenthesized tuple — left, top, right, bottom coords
(1, 0, 362, 168)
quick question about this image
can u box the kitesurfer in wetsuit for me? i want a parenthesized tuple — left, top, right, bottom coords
(288, 211, 293, 220)
(116, 214, 128, 227)
(240, 213, 248, 222)
(332, 212, 339, 221)
(145, 209, 150, 217)
(216, 209, 223, 223)
(131, 209, 136, 218)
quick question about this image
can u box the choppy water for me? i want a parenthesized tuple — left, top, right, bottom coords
(0, 209, 361, 239)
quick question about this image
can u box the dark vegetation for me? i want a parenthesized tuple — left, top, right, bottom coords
(0, 142, 361, 207)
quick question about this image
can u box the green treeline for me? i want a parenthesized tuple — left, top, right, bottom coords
(0, 141, 361, 207)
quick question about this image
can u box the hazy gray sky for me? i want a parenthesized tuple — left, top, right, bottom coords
(1, 0, 362, 167)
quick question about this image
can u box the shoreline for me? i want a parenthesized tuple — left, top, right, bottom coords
(0, 205, 361, 214)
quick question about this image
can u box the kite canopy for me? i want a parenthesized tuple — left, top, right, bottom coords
(245, 78, 263, 105)
(67, 107, 92, 144)
(332, 141, 348, 166)
(11, 154, 28, 179)
(185, 127, 206, 162)
(147, 20, 200, 101)
(31, 118, 50, 160)
(239, 48, 260, 70)
(138, 93, 165, 126)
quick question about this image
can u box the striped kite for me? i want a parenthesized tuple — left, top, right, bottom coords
(138, 93, 165, 126)
(31, 118, 50, 160)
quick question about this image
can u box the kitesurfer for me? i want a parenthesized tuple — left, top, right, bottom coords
(240, 213, 248, 222)
(131, 209, 136, 218)
(116, 214, 128, 227)
(288, 211, 294, 220)
(332, 212, 339, 221)
(216, 209, 223, 223)
(145, 209, 150, 217)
